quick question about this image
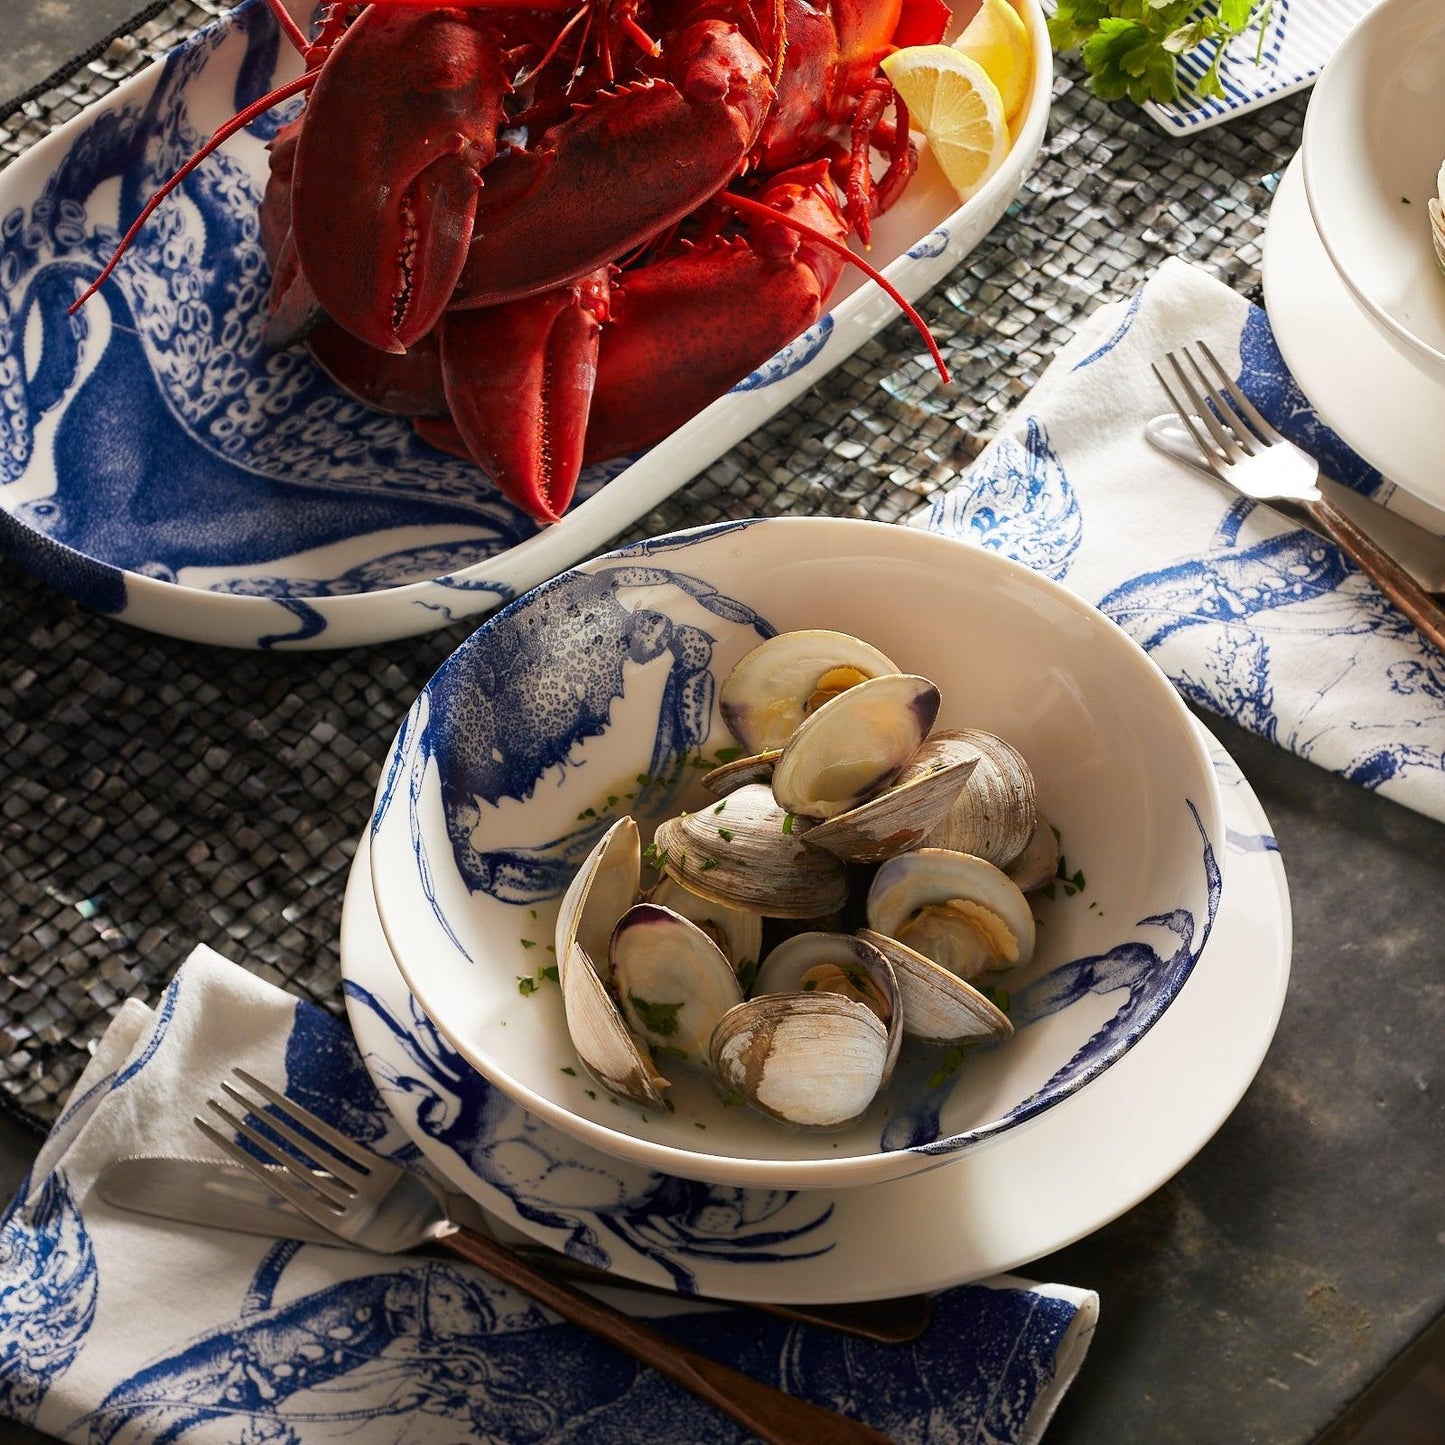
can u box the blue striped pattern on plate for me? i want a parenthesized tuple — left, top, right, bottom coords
(1142, 0, 1380, 134)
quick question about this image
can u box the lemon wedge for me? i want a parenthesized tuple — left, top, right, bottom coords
(953, 0, 1032, 122)
(881, 46, 1010, 203)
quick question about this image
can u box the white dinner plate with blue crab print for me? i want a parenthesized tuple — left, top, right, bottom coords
(0, 0, 1051, 651)
(340, 724, 1290, 1302)
(1141, 0, 1380, 135)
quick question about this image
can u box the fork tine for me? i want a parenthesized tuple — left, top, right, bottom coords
(1165, 350, 1244, 461)
(224, 1073, 370, 1192)
(1178, 346, 1259, 457)
(1197, 341, 1285, 445)
(1152, 360, 1228, 477)
(233, 1067, 378, 1183)
(204, 1096, 354, 1208)
(215, 1086, 367, 1196)
(195, 1113, 349, 1220)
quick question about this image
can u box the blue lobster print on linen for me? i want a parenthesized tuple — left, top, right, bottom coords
(0, 1173, 97, 1423)
(925, 417, 1081, 581)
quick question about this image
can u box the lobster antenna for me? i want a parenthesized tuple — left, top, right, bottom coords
(68, 71, 317, 316)
(263, 0, 311, 57)
(720, 188, 951, 385)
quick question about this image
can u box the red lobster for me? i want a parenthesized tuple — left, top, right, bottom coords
(76, 0, 953, 525)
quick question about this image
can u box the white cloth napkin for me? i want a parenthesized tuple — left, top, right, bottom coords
(916, 257, 1445, 825)
(0, 945, 1098, 1444)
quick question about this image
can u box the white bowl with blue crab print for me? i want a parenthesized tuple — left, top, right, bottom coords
(367, 516, 1224, 1189)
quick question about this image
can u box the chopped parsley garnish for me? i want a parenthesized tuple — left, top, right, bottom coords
(519, 938, 536, 949)
(517, 976, 538, 997)
(540, 964, 559, 983)
(717, 827, 734, 842)
(713, 799, 728, 815)
(927, 1045, 967, 1090)
(713, 746, 744, 764)
(699, 857, 718, 872)
(629, 993, 685, 1036)
(782, 812, 796, 835)
(560, 1066, 577, 1076)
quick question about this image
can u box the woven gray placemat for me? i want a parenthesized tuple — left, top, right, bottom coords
(0, 6, 1304, 1123)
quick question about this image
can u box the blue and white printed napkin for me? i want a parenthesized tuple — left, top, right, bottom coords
(918, 257, 1445, 825)
(0, 945, 1098, 1444)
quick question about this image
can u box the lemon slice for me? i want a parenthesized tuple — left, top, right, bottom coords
(881, 46, 1010, 203)
(953, 0, 1032, 122)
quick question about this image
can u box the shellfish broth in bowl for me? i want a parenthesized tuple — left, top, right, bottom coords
(368, 517, 1224, 1190)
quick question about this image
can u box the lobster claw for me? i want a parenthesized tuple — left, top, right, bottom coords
(583, 163, 849, 462)
(452, 17, 775, 308)
(436, 270, 612, 525)
(291, 5, 510, 354)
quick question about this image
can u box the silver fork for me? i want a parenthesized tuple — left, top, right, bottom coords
(199, 1069, 895, 1445)
(1152, 341, 1445, 657)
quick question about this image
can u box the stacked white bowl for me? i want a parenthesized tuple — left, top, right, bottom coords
(1301, 0, 1445, 385)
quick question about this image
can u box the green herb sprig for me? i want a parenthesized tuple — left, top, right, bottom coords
(1049, 0, 1272, 107)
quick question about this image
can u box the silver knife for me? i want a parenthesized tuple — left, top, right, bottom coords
(96, 1154, 355, 1244)
(1146, 413, 1445, 594)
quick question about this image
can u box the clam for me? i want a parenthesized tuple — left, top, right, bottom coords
(801, 732, 980, 863)
(651, 783, 849, 919)
(560, 936, 668, 1108)
(770, 673, 941, 821)
(710, 934, 900, 1129)
(555, 817, 640, 980)
(701, 748, 781, 797)
(611, 903, 745, 1063)
(857, 927, 1012, 1044)
(719, 630, 900, 753)
(866, 847, 1037, 983)
(1005, 816, 1061, 893)
(922, 729, 1036, 870)
(646, 875, 763, 982)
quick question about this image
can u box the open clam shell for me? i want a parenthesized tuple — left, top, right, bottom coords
(651, 783, 849, 919)
(700, 748, 781, 798)
(922, 729, 1036, 870)
(866, 847, 1037, 983)
(560, 938, 668, 1108)
(555, 816, 640, 979)
(1005, 816, 1061, 893)
(857, 927, 1012, 1044)
(719, 630, 900, 754)
(752, 930, 903, 1084)
(801, 733, 980, 863)
(770, 673, 942, 821)
(611, 903, 745, 1064)
(646, 875, 763, 983)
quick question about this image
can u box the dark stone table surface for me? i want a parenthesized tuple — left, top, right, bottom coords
(0, 6, 1442, 1445)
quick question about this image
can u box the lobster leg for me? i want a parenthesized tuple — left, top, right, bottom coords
(583, 163, 849, 462)
(451, 17, 775, 309)
(290, 4, 512, 354)
(435, 271, 612, 524)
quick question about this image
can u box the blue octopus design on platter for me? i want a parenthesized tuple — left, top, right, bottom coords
(0, 0, 615, 606)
